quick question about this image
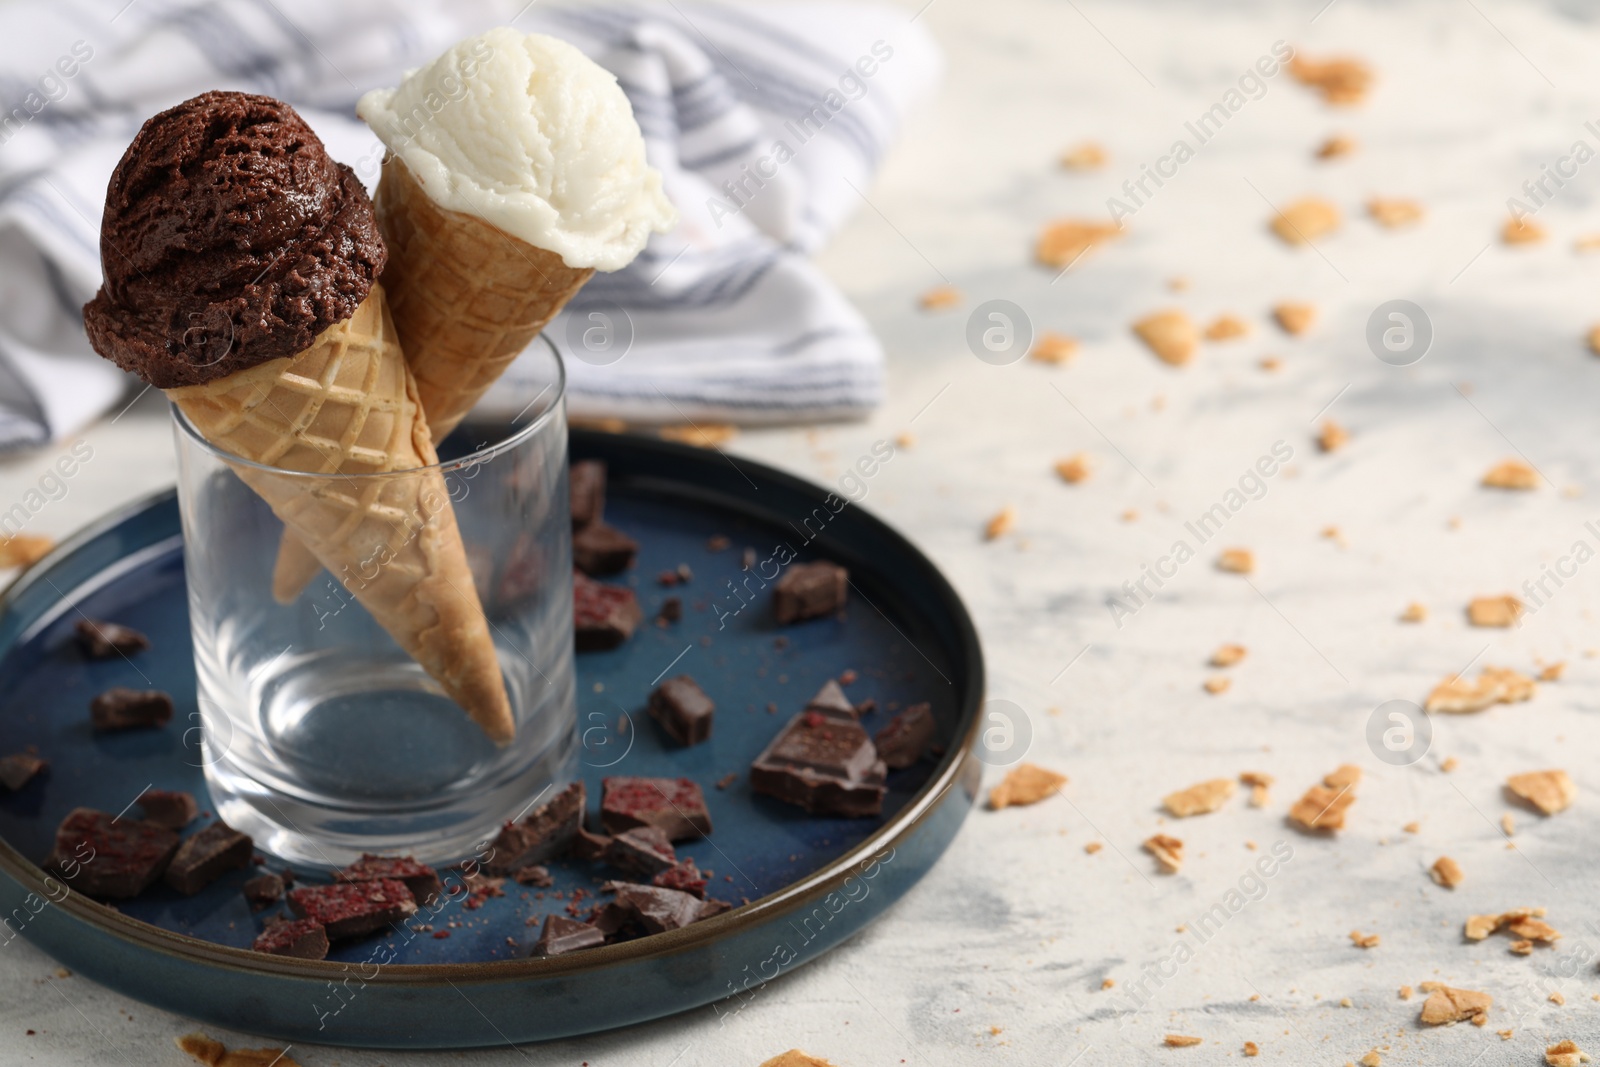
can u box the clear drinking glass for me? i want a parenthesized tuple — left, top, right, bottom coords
(171, 338, 576, 868)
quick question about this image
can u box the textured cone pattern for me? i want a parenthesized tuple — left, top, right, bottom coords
(169, 286, 515, 743)
(270, 158, 594, 603)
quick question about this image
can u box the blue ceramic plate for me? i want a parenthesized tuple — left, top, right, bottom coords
(0, 429, 982, 1048)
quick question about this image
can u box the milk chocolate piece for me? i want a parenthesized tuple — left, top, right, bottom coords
(572, 826, 613, 860)
(573, 523, 638, 577)
(532, 913, 605, 957)
(652, 858, 707, 898)
(570, 460, 606, 529)
(0, 753, 47, 791)
(874, 702, 934, 770)
(648, 675, 714, 746)
(252, 917, 328, 959)
(773, 561, 848, 624)
(512, 865, 553, 887)
(165, 821, 252, 894)
(139, 789, 198, 829)
(288, 879, 416, 940)
(338, 854, 442, 905)
(610, 882, 704, 934)
(243, 872, 284, 909)
(90, 687, 173, 731)
(574, 572, 642, 652)
(697, 897, 734, 920)
(45, 807, 179, 898)
(75, 618, 150, 659)
(603, 825, 676, 877)
(600, 777, 712, 841)
(750, 684, 887, 817)
(484, 781, 585, 875)
(806, 680, 854, 717)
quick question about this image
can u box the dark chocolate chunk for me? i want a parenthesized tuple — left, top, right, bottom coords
(697, 896, 734, 920)
(74, 618, 150, 659)
(90, 687, 173, 731)
(609, 882, 704, 934)
(572, 826, 612, 860)
(512, 865, 553, 887)
(0, 753, 47, 791)
(651, 858, 707, 898)
(590, 900, 638, 940)
(602, 825, 677, 877)
(573, 522, 638, 576)
(165, 820, 252, 895)
(532, 913, 605, 957)
(243, 872, 284, 909)
(338, 854, 442, 905)
(874, 702, 935, 770)
(600, 777, 712, 841)
(288, 879, 417, 940)
(773, 560, 848, 624)
(570, 460, 606, 529)
(252, 917, 328, 959)
(484, 781, 585, 875)
(648, 675, 714, 746)
(574, 572, 642, 652)
(45, 807, 179, 899)
(655, 596, 682, 627)
(138, 789, 197, 829)
(750, 683, 887, 817)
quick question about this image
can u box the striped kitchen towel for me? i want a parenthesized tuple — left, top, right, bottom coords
(0, 0, 941, 448)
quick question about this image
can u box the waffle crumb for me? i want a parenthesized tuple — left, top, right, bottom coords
(1324, 765, 1362, 790)
(1101, 978, 1115, 989)
(1400, 602, 1427, 623)
(1402, 821, 1420, 833)
(1269, 198, 1341, 245)
(1550, 992, 1567, 1006)
(1482, 459, 1540, 490)
(1054, 454, 1092, 484)
(1036, 218, 1122, 269)
(0, 534, 53, 570)
(1084, 841, 1103, 854)
(1289, 776, 1357, 832)
(1029, 331, 1079, 364)
(1368, 198, 1424, 228)
(1502, 812, 1516, 836)
(1350, 930, 1380, 948)
(1204, 314, 1251, 341)
(1289, 54, 1374, 105)
(1441, 756, 1460, 772)
(1540, 662, 1567, 682)
(177, 1033, 302, 1066)
(1506, 770, 1576, 815)
(1059, 142, 1107, 170)
(1318, 420, 1350, 452)
(985, 506, 1017, 541)
(1164, 779, 1237, 817)
(1399, 986, 1413, 1000)
(1546, 1039, 1590, 1065)
(1133, 309, 1198, 366)
(1144, 833, 1184, 873)
(1431, 856, 1464, 888)
(1273, 302, 1317, 335)
(1316, 134, 1358, 159)
(1203, 676, 1232, 695)
(988, 763, 1067, 810)
(1467, 595, 1523, 627)
(1211, 644, 1247, 668)
(1419, 984, 1492, 1026)
(1425, 665, 1536, 713)
(1359, 1051, 1382, 1067)
(1216, 547, 1255, 574)
(1243, 1041, 1260, 1057)
(1503, 217, 1546, 245)
(1164, 1034, 1202, 1048)
(918, 284, 962, 310)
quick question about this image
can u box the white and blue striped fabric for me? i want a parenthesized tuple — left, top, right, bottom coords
(0, 0, 941, 448)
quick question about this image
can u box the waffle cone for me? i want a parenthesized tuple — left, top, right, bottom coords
(169, 285, 515, 744)
(270, 158, 594, 602)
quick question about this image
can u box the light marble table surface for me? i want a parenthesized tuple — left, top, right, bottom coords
(7, 0, 1600, 1064)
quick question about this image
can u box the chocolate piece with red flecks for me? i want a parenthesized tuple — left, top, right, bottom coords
(773, 561, 848, 624)
(600, 777, 712, 842)
(532, 913, 605, 957)
(338, 854, 442, 905)
(603, 826, 676, 877)
(648, 675, 714, 746)
(252, 917, 328, 959)
(652, 858, 707, 898)
(138, 789, 197, 829)
(243, 872, 284, 909)
(89, 687, 173, 731)
(74, 618, 150, 659)
(573, 522, 638, 576)
(484, 781, 585, 875)
(750, 684, 887, 817)
(609, 882, 704, 934)
(574, 572, 642, 652)
(874, 702, 935, 770)
(45, 807, 179, 899)
(0, 753, 47, 791)
(697, 896, 733, 920)
(289, 879, 416, 940)
(165, 821, 252, 895)
(572, 826, 612, 860)
(512, 865, 553, 887)
(570, 460, 606, 530)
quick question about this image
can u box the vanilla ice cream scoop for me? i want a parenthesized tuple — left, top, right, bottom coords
(357, 28, 676, 272)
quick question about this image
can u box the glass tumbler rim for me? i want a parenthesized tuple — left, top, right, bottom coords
(170, 334, 566, 480)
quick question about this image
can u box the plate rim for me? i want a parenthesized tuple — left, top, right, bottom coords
(0, 431, 985, 986)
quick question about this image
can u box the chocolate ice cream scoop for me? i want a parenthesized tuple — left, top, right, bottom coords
(82, 91, 384, 388)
